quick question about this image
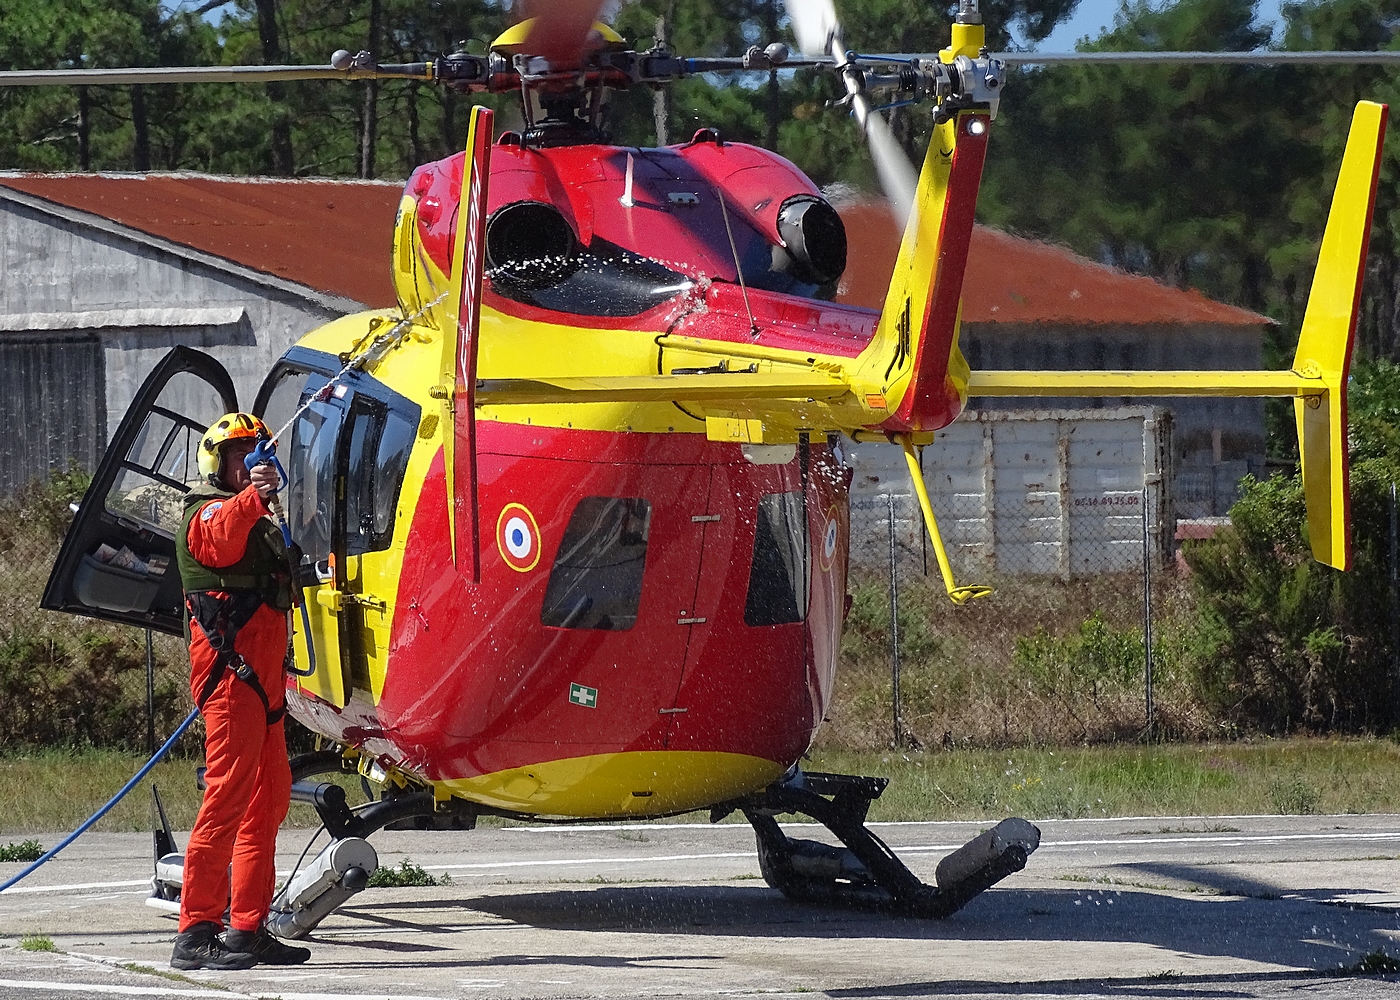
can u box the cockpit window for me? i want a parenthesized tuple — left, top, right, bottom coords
(488, 237, 692, 318)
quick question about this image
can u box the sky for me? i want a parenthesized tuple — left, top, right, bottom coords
(167, 0, 1294, 55)
(1024, 0, 1290, 50)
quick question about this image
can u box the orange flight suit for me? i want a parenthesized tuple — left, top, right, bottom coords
(178, 485, 292, 935)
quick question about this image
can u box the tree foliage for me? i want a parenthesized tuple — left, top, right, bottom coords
(1182, 359, 1400, 733)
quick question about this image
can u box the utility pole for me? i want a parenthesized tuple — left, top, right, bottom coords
(652, 3, 675, 145)
(255, 0, 294, 174)
(361, 0, 383, 179)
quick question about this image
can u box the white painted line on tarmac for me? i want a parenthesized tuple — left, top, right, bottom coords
(896, 830, 1400, 853)
(1, 879, 149, 895)
(249, 993, 456, 1000)
(0, 982, 455, 1000)
(430, 850, 755, 872)
(0, 980, 239, 997)
(1042, 831, 1400, 849)
(421, 829, 1400, 873)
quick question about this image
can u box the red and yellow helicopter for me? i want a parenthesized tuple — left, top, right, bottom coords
(23, 0, 1384, 936)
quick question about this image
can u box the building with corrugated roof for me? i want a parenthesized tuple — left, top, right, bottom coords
(0, 175, 1268, 516)
(0, 173, 400, 491)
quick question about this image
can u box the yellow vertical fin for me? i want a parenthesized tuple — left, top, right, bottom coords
(1293, 100, 1387, 571)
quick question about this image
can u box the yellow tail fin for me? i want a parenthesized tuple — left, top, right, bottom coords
(1293, 100, 1386, 571)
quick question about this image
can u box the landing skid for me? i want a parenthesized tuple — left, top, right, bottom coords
(722, 769, 1040, 918)
(147, 756, 1038, 936)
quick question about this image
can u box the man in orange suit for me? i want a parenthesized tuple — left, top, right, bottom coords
(171, 412, 309, 970)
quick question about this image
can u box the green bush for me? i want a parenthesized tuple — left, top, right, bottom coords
(1181, 359, 1400, 734)
(840, 579, 942, 665)
(0, 624, 187, 751)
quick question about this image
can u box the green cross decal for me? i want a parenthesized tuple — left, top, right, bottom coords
(569, 682, 598, 708)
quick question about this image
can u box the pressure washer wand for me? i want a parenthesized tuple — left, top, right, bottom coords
(247, 438, 316, 678)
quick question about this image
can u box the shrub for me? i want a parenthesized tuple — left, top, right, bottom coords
(0, 624, 187, 751)
(1181, 359, 1400, 734)
(840, 579, 942, 665)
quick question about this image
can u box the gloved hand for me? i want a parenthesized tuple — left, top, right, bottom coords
(249, 462, 280, 500)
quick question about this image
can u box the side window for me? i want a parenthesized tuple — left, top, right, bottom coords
(257, 366, 311, 440)
(266, 364, 419, 561)
(345, 400, 418, 555)
(344, 405, 376, 555)
(744, 491, 809, 626)
(373, 410, 416, 540)
(541, 497, 651, 630)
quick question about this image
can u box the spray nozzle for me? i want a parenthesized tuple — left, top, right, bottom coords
(245, 436, 289, 493)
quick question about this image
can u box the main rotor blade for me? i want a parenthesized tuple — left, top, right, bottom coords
(0, 63, 432, 86)
(994, 50, 1400, 65)
(519, 0, 609, 65)
(864, 112, 917, 229)
(784, 0, 840, 57)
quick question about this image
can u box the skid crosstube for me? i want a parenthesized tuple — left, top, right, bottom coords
(724, 769, 1039, 918)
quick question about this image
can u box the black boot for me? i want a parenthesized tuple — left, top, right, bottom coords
(171, 922, 257, 971)
(223, 926, 311, 966)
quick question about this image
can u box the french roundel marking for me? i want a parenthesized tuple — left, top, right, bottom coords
(496, 502, 541, 573)
(820, 505, 840, 571)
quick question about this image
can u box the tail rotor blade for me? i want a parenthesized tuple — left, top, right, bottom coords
(782, 0, 917, 225)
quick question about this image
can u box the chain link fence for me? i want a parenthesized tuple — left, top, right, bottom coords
(0, 476, 197, 754)
(832, 407, 1210, 749)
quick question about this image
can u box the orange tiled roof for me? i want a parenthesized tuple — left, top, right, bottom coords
(0, 173, 402, 306)
(0, 175, 1270, 326)
(836, 200, 1270, 327)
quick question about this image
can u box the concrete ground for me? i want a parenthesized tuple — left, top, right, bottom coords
(2, 813, 1400, 999)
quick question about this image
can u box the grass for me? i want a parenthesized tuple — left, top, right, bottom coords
(2, 738, 1400, 831)
(1346, 950, 1400, 975)
(807, 738, 1400, 821)
(366, 858, 451, 888)
(120, 962, 232, 989)
(20, 935, 56, 952)
(0, 839, 42, 862)
(0, 749, 369, 834)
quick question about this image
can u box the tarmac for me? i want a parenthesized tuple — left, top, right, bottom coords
(2, 813, 1400, 999)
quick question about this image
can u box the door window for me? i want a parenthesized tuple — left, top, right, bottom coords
(286, 379, 345, 566)
(744, 491, 809, 626)
(541, 497, 652, 630)
(101, 407, 204, 536)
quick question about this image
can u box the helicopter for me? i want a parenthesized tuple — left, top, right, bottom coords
(16, 0, 1382, 938)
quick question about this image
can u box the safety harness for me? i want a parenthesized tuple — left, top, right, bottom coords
(186, 590, 284, 726)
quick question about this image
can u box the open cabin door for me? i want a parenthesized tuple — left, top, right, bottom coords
(42, 347, 238, 635)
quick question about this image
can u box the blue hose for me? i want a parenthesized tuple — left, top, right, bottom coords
(0, 708, 201, 893)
